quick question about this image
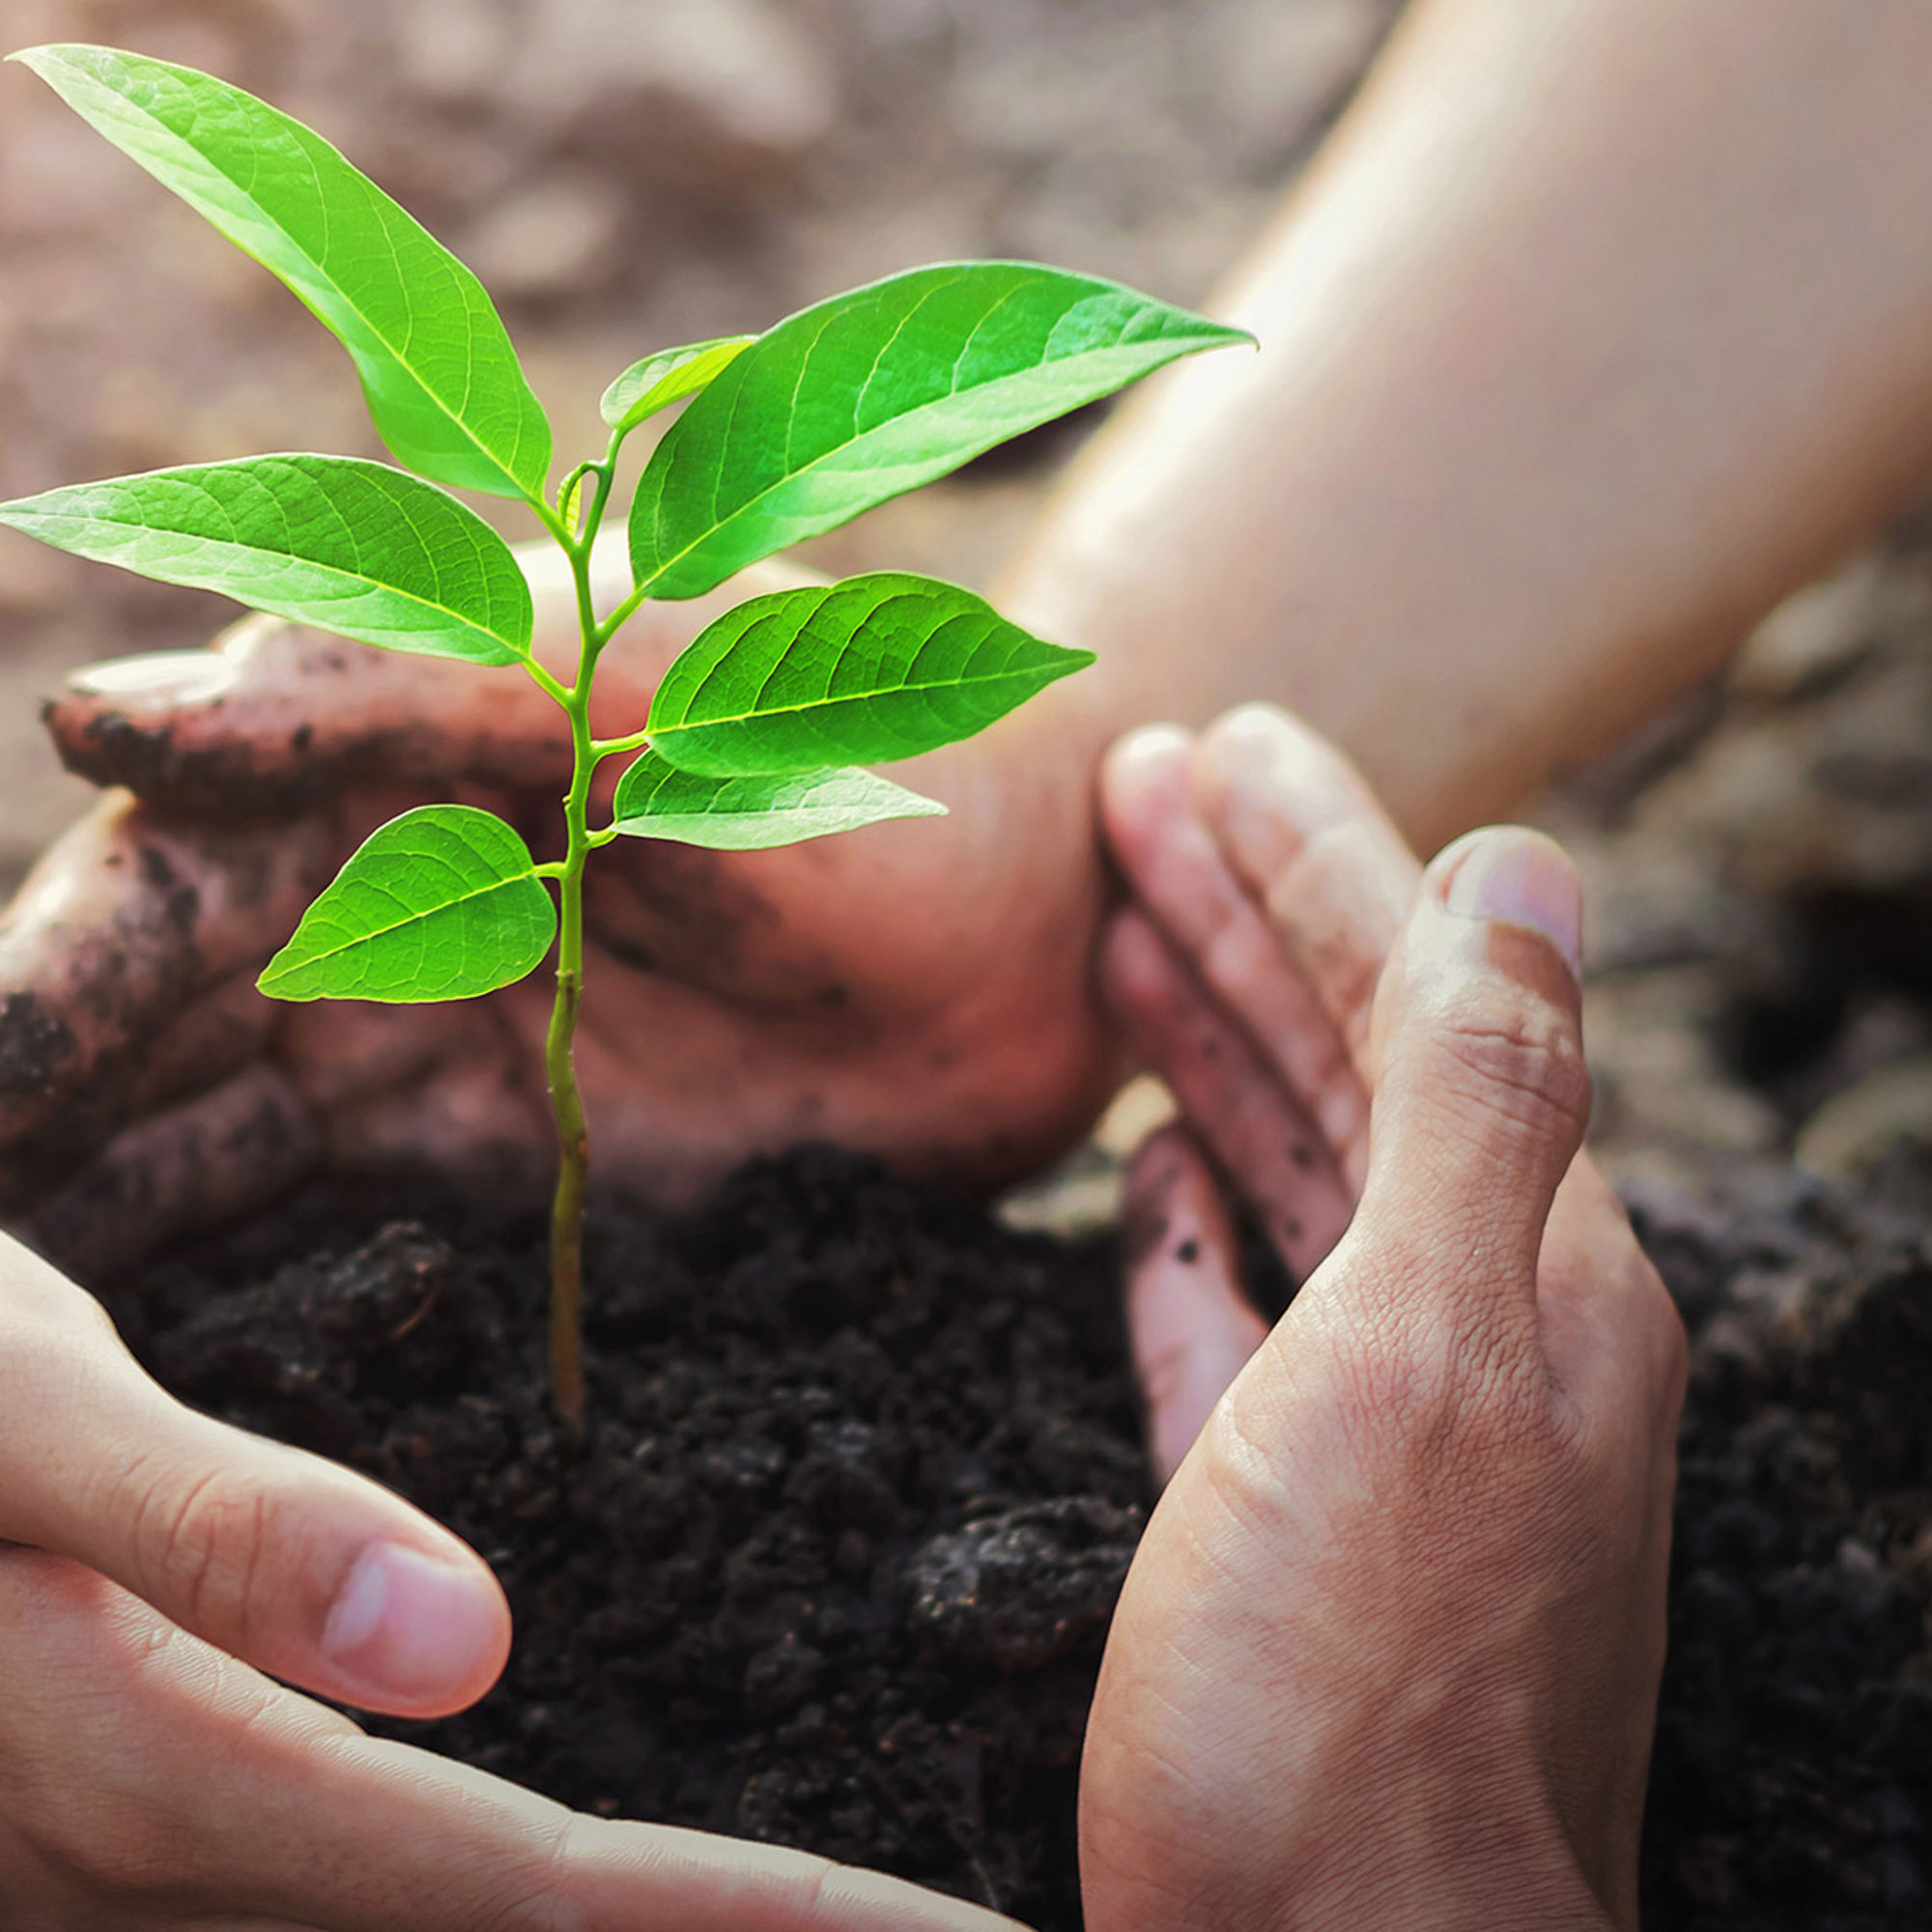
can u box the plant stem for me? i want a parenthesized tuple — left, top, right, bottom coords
(537, 441, 624, 1437)
(545, 653, 596, 1436)
(544, 881, 587, 1434)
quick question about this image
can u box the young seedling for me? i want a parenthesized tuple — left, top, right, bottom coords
(0, 44, 1250, 1430)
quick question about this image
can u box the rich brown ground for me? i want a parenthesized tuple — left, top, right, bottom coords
(10, 2, 1932, 1926)
(122, 1153, 1141, 1932)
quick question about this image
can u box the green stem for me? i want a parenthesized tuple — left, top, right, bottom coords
(526, 418, 649, 1435)
(594, 579, 652, 647)
(544, 858, 588, 1435)
(529, 444, 628, 1437)
(544, 628, 598, 1436)
(590, 727, 653, 760)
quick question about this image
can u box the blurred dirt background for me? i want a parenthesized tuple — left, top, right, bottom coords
(0, 0, 1397, 878)
(6, 0, 1931, 1210)
(9, 2, 1932, 1919)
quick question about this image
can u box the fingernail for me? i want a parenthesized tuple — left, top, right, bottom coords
(1106, 722, 1193, 789)
(322, 1542, 501, 1707)
(67, 651, 232, 702)
(1446, 834, 1583, 980)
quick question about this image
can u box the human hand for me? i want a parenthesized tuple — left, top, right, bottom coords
(1, 538, 1110, 1273)
(0, 1231, 1020, 1931)
(1081, 708, 1687, 1930)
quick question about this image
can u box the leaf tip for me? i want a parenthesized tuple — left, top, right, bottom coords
(255, 955, 301, 1002)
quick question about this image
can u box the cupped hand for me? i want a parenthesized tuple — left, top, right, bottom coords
(0, 1231, 1021, 1932)
(1083, 708, 1688, 1931)
(2, 537, 1110, 1274)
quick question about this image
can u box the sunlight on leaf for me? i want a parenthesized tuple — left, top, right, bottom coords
(645, 572, 1093, 776)
(0, 455, 532, 664)
(630, 261, 1251, 599)
(260, 805, 556, 1002)
(600, 336, 756, 437)
(611, 752, 946, 848)
(14, 44, 552, 499)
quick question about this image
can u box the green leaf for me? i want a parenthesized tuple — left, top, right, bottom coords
(644, 572, 1093, 776)
(600, 335, 756, 436)
(259, 805, 556, 1002)
(611, 752, 946, 849)
(0, 455, 532, 665)
(14, 44, 551, 500)
(629, 261, 1251, 600)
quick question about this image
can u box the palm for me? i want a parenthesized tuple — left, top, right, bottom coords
(1, 547, 1109, 1268)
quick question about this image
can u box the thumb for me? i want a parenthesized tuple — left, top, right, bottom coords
(44, 540, 824, 811)
(1355, 826, 1591, 1300)
(1, 1236, 509, 1718)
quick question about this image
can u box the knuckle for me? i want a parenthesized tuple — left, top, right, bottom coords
(1318, 1238, 1549, 1450)
(470, 1814, 616, 1932)
(1429, 986, 1591, 1150)
(483, 1819, 583, 1932)
(1, 1615, 200, 1899)
(127, 1455, 273, 1645)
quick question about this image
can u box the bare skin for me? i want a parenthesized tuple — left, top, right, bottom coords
(0, 1231, 1027, 1932)
(1085, 707, 1687, 1929)
(15, 0, 1932, 1267)
(4, 0, 1929, 1918)
(5, 543, 1112, 1278)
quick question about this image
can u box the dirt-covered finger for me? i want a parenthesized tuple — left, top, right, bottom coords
(321, 1057, 551, 1202)
(1101, 722, 1372, 1181)
(1193, 703, 1420, 1091)
(0, 793, 336, 1151)
(45, 545, 827, 812)
(47, 614, 571, 812)
(1122, 1125, 1267, 1485)
(18, 1065, 321, 1278)
(1101, 907, 1355, 1279)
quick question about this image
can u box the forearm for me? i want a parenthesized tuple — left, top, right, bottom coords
(986, 0, 1932, 858)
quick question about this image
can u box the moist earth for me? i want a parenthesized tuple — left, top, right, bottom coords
(120, 1150, 1145, 1932)
(111, 1135, 1932, 1931)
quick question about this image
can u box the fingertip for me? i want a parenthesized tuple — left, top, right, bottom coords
(1434, 825, 1584, 982)
(1355, 825, 1593, 1296)
(318, 1536, 512, 1719)
(1199, 699, 1320, 760)
(62, 649, 237, 706)
(1099, 722, 1195, 829)
(43, 652, 234, 771)
(1192, 700, 1382, 859)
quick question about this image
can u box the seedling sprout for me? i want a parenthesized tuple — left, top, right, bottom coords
(0, 44, 1250, 1429)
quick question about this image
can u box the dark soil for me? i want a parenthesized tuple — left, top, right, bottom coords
(1634, 1148, 1932, 1931)
(114, 1140, 1932, 1930)
(118, 1149, 1148, 1932)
